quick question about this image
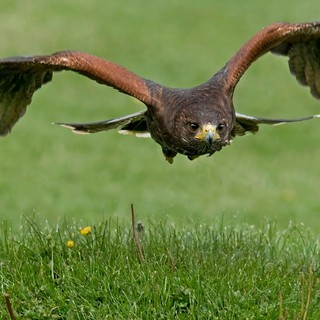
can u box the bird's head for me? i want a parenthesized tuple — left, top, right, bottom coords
(170, 101, 235, 158)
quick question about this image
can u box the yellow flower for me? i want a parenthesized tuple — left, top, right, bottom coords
(80, 226, 91, 235)
(67, 240, 75, 248)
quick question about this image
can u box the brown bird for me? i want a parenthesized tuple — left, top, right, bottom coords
(1, 22, 320, 163)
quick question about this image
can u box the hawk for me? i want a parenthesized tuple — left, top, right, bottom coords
(0, 22, 320, 163)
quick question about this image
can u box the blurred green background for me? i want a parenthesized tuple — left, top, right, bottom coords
(1, 1, 319, 231)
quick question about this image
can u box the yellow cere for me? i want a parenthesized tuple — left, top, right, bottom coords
(195, 124, 220, 141)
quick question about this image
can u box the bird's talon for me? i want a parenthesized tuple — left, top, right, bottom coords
(165, 156, 174, 164)
(188, 155, 199, 161)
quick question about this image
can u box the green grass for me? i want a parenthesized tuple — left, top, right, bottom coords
(1, 0, 320, 229)
(1, 217, 320, 319)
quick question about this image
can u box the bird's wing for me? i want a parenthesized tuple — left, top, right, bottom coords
(56, 109, 151, 137)
(0, 50, 159, 136)
(234, 112, 320, 136)
(224, 22, 320, 98)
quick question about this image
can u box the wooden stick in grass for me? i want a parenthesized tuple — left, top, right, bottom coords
(4, 293, 15, 320)
(131, 204, 144, 263)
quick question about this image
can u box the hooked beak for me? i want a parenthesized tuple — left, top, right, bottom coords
(195, 124, 220, 144)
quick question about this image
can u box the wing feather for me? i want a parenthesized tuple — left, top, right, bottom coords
(234, 112, 320, 136)
(0, 51, 159, 135)
(224, 22, 320, 99)
(56, 109, 150, 137)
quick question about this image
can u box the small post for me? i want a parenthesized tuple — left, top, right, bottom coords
(4, 293, 16, 320)
(131, 204, 144, 263)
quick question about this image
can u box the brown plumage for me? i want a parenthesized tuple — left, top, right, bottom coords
(1, 22, 320, 163)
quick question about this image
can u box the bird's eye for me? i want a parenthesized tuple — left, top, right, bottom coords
(189, 123, 199, 131)
(217, 123, 226, 132)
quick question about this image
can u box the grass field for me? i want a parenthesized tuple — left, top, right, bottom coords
(1, 0, 320, 318)
(1, 217, 320, 319)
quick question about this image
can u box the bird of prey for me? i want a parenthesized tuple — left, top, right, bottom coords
(0, 22, 320, 163)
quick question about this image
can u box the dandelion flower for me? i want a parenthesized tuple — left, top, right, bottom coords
(67, 240, 75, 248)
(80, 226, 91, 235)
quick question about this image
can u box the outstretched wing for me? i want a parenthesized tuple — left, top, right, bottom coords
(56, 109, 150, 137)
(224, 22, 320, 98)
(0, 50, 159, 136)
(233, 112, 320, 136)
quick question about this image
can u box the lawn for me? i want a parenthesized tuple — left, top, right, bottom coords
(1, 0, 320, 318)
(1, 217, 320, 319)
